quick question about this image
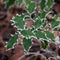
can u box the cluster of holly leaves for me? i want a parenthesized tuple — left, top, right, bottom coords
(6, 0, 60, 51)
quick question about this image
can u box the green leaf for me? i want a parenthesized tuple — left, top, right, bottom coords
(34, 30, 47, 39)
(41, 11, 47, 19)
(7, 34, 18, 49)
(40, 0, 46, 11)
(38, 11, 47, 19)
(24, 16, 30, 20)
(16, 0, 22, 5)
(45, 31, 54, 40)
(13, 14, 25, 29)
(41, 40, 48, 49)
(21, 29, 34, 37)
(42, 22, 46, 28)
(51, 20, 60, 28)
(6, 0, 15, 8)
(47, 0, 53, 8)
(27, 2, 35, 13)
(51, 14, 60, 28)
(25, 0, 35, 13)
(25, 0, 31, 4)
(23, 38, 32, 51)
(34, 19, 42, 29)
(53, 14, 60, 20)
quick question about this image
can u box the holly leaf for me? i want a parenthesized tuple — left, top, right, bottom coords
(41, 40, 48, 49)
(45, 31, 54, 40)
(16, 0, 22, 5)
(34, 30, 47, 39)
(13, 14, 25, 29)
(55, 13, 60, 18)
(7, 34, 18, 49)
(42, 22, 46, 28)
(38, 11, 47, 19)
(40, 0, 46, 11)
(51, 20, 60, 28)
(34, 20, 41, 29)
(25, 0, 31, 4)
(6, 0, 15, 9)
(23, 38, 32, 51)
(47, 0, 53, 8)
(21, 29, 34, 37)
(27, 2, 35, 13)
(51, 14, 60, 28)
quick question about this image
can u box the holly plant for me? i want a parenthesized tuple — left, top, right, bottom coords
(6, 0, 60, 52)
